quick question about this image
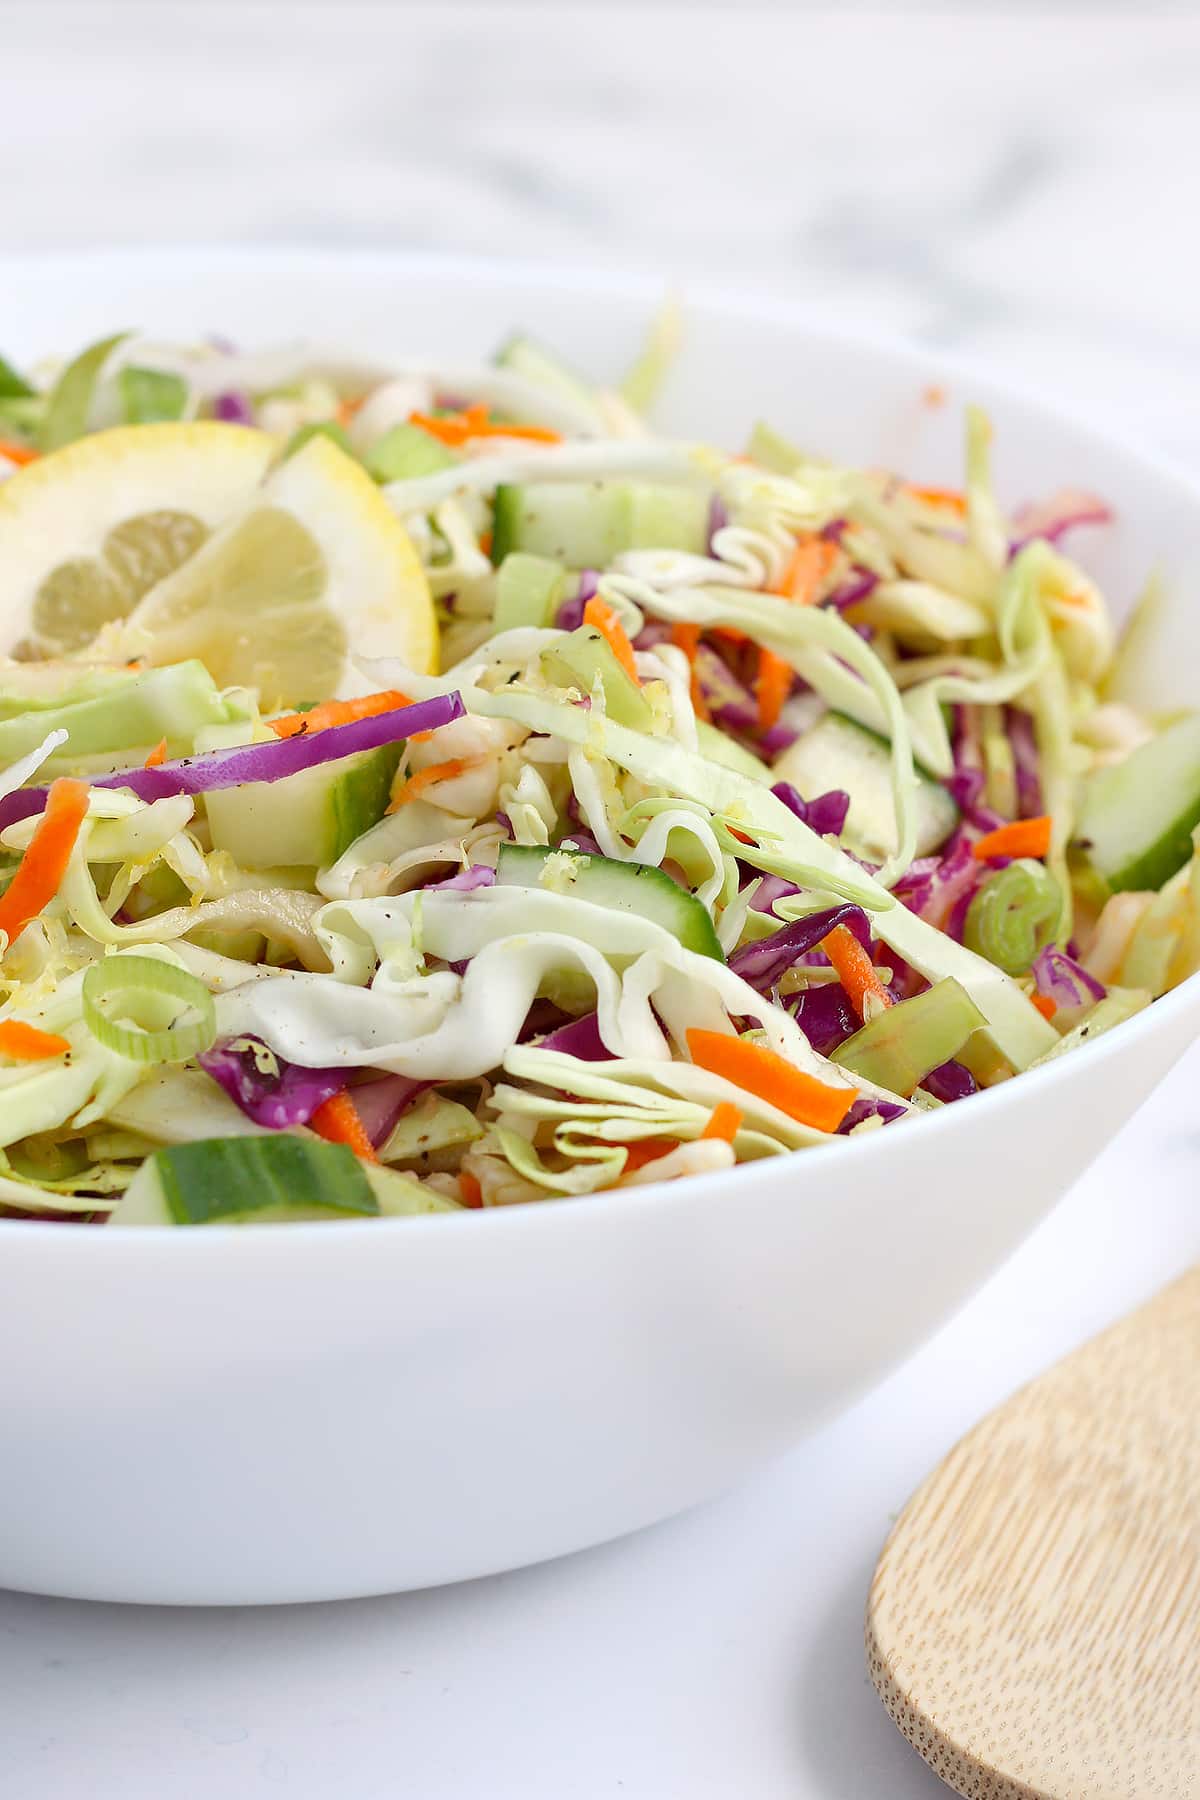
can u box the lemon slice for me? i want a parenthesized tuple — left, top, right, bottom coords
(0, 422, 278, 657)
(112, 434, 437, 707)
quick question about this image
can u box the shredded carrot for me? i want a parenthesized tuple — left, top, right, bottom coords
(0, 439, 38, 467)
(310, 1091, 378, 1163)
(709, 626, 749, 648)
(700, 1102, 743, 1143)
(971, 815, 1052, 861)
(727, 826, 756, 847)
(583, 596, 640, 684)
(907, 484, 967, 516)
(479, 530, 493, 558)
(690, 669, 711, 722)
(458, 1170, 483, 1209)
(409, 406, 562, 448)
(0, 779, 89, 953)
(386, 756, 481, 812)
(268, 690, 413, 740)
(336, 395, 365, 426)
(619, 1138, 680, 1172)
(773, 534, 839, 605)
(820, 924, 892, 1022)
(670, 622, 701, 658)
(143, 738, 168, 768)
(1030, 993, 1057, 1020)
(755, 646, 794, 730)
(0, 1020, 71, 1061)
(686, 1030, 854, 1134)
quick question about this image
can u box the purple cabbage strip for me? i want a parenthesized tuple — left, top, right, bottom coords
(199, 1037, 349, 1130)
(706, 494, 729, 551)
(557, 829, 604, 857)
(426, 865, 496, 893)
(0, 692, 466, 833)
(893, 833, 983, 932)
(729, 904, 871, 992)
(1006, 707, 1043, 818)
(824, 569, 879, 611)
(1032, 946, 1106, 1008)
(213, 391, 254, 425)
(350, 1073, 428, 1147)
(633, 619, 674, 651)
(771, 780, 850, 838)
(536, 1012, 613, 1061)
(787, 981, 859, 1056)
(555, 570, 599, 631)
(694, 643, 759, 735)
(1008, 489, 1112, 553)
(921, 1060, 978, 1104)
(748, 872, 800, 915)
(757, 720, 802, 757)
(837, 1095, 906, 1135)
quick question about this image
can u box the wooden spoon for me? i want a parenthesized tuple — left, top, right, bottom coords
(866, 1268, 1200, 1799)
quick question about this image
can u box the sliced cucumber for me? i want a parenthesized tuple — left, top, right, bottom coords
(771, 711, 957, 859)
(833, 977, 986, 1096)
(364, 421, 457, 483)
(695, 719, 771, 783)
(200, 722, 401, 871)
(538, 624, 653, 732)
(494, 552, 565, 633)
(111, 1135, 460, 1226)
(496, 842, 724, 960)
(491, 481, 710, 568)
(493, 334, 607, 429)
(1075, 712, 1200, 892)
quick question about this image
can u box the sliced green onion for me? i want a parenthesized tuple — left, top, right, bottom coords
(82, 956, 216, 1064)
(149, 1136, 378, 1225)
(37, 332, 129, 452)
(119, 365, 188, 424)
(964, 858, 1062, 974)
(833, 977, 986, 1096)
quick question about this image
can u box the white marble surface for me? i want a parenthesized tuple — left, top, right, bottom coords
(4, 6, 1200, 1797)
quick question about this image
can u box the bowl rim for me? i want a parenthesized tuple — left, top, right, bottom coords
(2, 243, 1197, 1254)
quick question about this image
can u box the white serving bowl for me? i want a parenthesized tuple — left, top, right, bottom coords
(1, 250, 1197, 1605)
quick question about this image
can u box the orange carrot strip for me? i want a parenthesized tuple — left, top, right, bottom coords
(0, 779, 89, 952)
(1030, 993, 1057, 1020)
(0, 1020, 71, 1061)
(907, 484, 967, 516)
(670, 622, 701, 658)
(386, 756, 481, 812)
(268, 690, 414, 740)
(336, 395, 366, 426)
(458, 1170, 484, 1209)
(755, 646, 794, 730)
(620, 1138, 681, 1172)
(820, 924, 892, 1022)
(478, 530, 493, 558)
(0, 439, 39, 467)
(144, 738, 168, 768)
(310, 1091, 378, 1163)
(700, 1102, 743, 1143)
(773, 534, 839, 604)
(690, 670, 711, 723)
(583, 596, 640, 684)
(471, 420, 562, 443)
(409, 409, 471, 446)
(971, 815, 1052, 861)
(709, 626, 749, 647)
(686, 1030, 854, 1134)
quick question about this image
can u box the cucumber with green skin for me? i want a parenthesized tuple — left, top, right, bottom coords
(1075, 713, 1200, 892)
(538, 624, 654, 733)
(199, 722, 402, 871)
(491, 481, 710, 568)
(695, 720, 771, 783)
(111, 1136, 461, 1225)
(493, 334, 608, 430)
(496, 841, 724, 961)
(771, 711, 958, 859)
(493, 552, 565, 633)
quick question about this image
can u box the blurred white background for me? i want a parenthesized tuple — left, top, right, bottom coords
(3, 7, 1200, 1798)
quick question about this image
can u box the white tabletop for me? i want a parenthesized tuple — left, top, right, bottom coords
(4, 6, 1200, 1796)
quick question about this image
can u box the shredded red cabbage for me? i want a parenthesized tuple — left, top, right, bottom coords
(1009, 489, 1112, 552)
(748, 872, 800, 914)
(770, 781, 851, 837)
(555, 571, 599, 632)
(787, 980, 858, 1055)
(837, 1094, 906, 1134)
(350, 1072, 428, 1146)
(894, 834, 983, 939)
(825, 569, 879, 611)
(706, 494, 729, 551)
(427, 865, 495, 893)
(921, 1060, 977, 1104)
(213, 391, 254, 425)
(199, 1036, 348, 1129)
(1032, 946, 1106, 1008)
(695, 643, 759, 735)
(1006, 707, 1043, 818)
(0, 692, 466, 833)
(730, 904, 871, 991)
(537, 1012, 612, 1060)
